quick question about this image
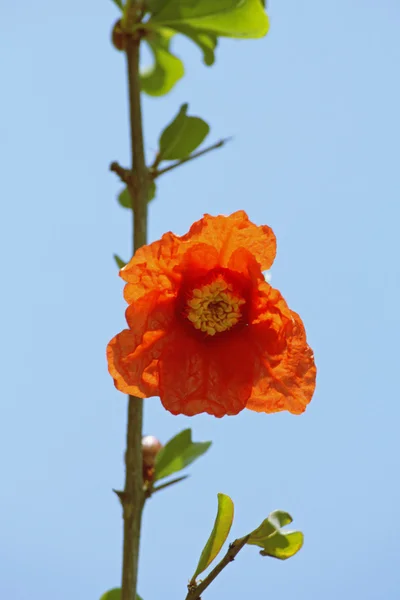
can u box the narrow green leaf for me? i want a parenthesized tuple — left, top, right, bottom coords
(140, 31, 184, 96)
(110, 0, 124, 10)
(159, 104, 210, 160)
(117, 181, 156, 209)
(154, 429, 211, 481)
(100, 590, 143, 600)
(174, 25, 218, 65)
(146, 0, 269, 39)
(192, 494, 234, 580)
(246, 511, 303, 561)
(113, 254, 127, 269)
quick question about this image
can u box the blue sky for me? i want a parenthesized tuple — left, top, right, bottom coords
(1, 1, 400, 599)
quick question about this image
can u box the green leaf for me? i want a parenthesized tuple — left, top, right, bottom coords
(246, 511, 303, 561)
(259, 531, 304, 560)
(117, 181, 156, 209)
(140, 30, 184, 96)
(146, 0, 269, 39)
(110, 0, 123, 10)
(146, 0, 164, 13)
(154, 429, 211, 481)
(159, 104, 210, 160)
(100, 590, 143, 600)
(113, 254, 127, 269)
(147, 180, 156, 201)
(100, 590, 121, 600)
(192, 493, 234, 580)
(117, 188, 132, 209)
(268, 510, 293, 529)
(174, 25, 218, 66)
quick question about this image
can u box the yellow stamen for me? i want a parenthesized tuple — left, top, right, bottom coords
(186, 278, 245, 336)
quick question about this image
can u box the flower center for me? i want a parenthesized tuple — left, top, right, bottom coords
(186, 277, 246, 336)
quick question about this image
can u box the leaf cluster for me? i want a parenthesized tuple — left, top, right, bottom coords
(191, 495, 303, 586)
(111, 0, 269, 96)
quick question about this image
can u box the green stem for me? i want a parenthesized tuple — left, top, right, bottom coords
(186, 536, 250, 600)
(120, 33, 148, 600)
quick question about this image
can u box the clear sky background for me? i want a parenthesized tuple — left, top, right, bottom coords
(1, 1, 400, 599)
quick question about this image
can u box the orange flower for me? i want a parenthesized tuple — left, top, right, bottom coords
(107, 211, 316, 417)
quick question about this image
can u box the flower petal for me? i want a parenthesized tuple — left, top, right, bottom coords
(227, 247, 266, 284)
(106, 211, 316, 416)
(121, 232, 183, 303)
(158, 328, 257, 417)
(178, 242, 219, 276)
(246, 285, 316, 414)
(107, 291, 176, 397)
(185, 211, 276, 271)
(120, 212, 275, 303)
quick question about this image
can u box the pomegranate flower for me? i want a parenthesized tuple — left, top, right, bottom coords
(107, 211, 316, 417)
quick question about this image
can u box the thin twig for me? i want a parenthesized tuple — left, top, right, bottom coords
(147, 475, 189, 498)
(120, 27, 148, 600)
(152, 137, 232, 179)
(186, 535, 250, 600)
(150, 151, 163, 172)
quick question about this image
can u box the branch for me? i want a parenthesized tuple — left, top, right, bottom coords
(152, 137, 232, 179)
(145, 475, 189, 499)
(110, 161, 131, 184)
(186, 535, 250, 600)
(120, 27, 148, 600)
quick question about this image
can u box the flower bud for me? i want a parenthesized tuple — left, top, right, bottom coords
(142, 435, 163, 484)
(112, 20, 127, 52)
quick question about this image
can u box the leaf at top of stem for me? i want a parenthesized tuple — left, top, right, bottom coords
(246, 510, 303, 560)
(145, 0, 269, 39)
(145, 0, 164, 13)
(173, 25, 218, 66)
(158, 104, 210, 161)
(191, 493, 235, 582)
(140, 30, 184, 96)
(154, 428, 211, 481)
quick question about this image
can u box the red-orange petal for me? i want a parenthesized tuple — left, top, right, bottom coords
(246, 285, 316, 414)
(184, 211, 276, 271)
(121, 232, 183, 303)
(107, 290, 176, 397)
(107, 329, 160, 397)
(120, 212, 276, 303)
(177, 242, 220, 276)
(158, 327, 257, 417)
(106, 211, 316, 417)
